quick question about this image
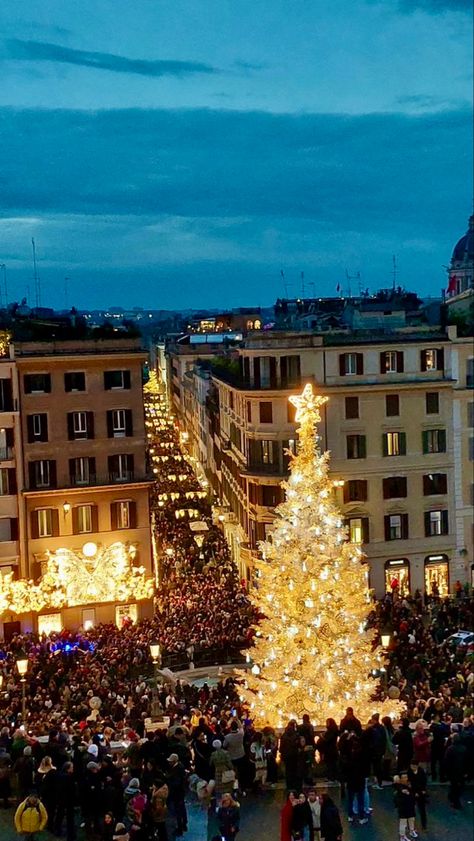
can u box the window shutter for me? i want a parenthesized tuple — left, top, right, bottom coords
(382, 434, 388, 457)
(108, 455, 117, 477)
(104, 371, 112, 390)
(423, 475, 430, 495)
(40, 415, 48, 442)
(343, 483, 350, 503)
(437, 348, 444, 371)
(380, 352, 386, 374)
(269, 357, 277, 388)
(420, 350, 427, 372)
(439, 429, 446, 452)
(123, 370, 131, 389)
(69, 458, 75, 483)
(397, 352, 404, 373)
(10, 517, 18, 541)
(360, 480, 368, 501)
(72, 507, 79, 535)
(129, 501, 137, 528)
(243, 357, 250, 383)
(8, 469, 16, 495)
(49, 461, 57, 488)
(5, 428, 14, 448)
(362, 518, 370, 543)
(253, 358, 261, 388)
(339, 355, 346, 376)
(422, 431, 429, 454)
(356, 354, 364, 375)
(51, 509, 59, 537)
(1, 379, 12, 410)
(441, 510, 449, 534)
(44, 375, 51, 393)
(86, 412, 94, 439)
(424, 512, 431, 536)
(382, 478, 390, 499)
(91, 505, 98, 533)
(280, 356, 288, 386)
(401, 513, 409, 540)
(27, 416, 34, 443)
(28, 462, 36, 490)
(399, 432, 406, 455)
(30, 511, 39, 539)
(89, 457, 96, 480)
(106, 411, 114, 438)
(64, 373, 72, 392)
(110, 502, 118, 530)
(125, 410, 133, 437)
(359, 436, 366, 459)
(127, 454, 135, 475)
(384, 516, 391, 541)
(24, 376, 32, 394)
(67, 413, 74, 441)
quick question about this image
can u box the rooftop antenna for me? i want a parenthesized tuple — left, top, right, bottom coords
(392, 254, 398, 291)
(280, 269, 289, 298)
(32, 238, 41, 308)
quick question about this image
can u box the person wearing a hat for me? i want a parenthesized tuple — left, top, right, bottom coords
(210, 740, 235, 798)
(166, 754, 188, 837)
(37, 757, 58, 833)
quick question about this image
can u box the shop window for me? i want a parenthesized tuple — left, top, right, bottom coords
(38, 613, 62, 635)
(115, 604, 138, 628)
(385, 559, 410, 596)
(82, 608, 96, 631)
(424, 555, 449, 596)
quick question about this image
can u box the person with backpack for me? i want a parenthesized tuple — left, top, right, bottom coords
(14, 793, 48, 840)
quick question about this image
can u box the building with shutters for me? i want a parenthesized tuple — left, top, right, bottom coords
(0, 335, 153, 638)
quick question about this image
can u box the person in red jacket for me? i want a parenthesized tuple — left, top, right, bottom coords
(280, 791, 297, 841)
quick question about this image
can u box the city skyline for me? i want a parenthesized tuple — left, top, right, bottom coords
(0, 0, 472, 309)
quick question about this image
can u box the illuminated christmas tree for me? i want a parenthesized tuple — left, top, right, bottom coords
(243, 383, 401, 727)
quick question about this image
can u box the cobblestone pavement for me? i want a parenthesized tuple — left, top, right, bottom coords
(1, 784, 473, 841)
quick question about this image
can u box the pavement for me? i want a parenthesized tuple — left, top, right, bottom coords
(1, 783, 473, 841)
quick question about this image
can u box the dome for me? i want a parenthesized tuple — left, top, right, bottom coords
(452, 215, 474, 264)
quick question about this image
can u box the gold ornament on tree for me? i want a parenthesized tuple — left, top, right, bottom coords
(241, 383, 403, 727)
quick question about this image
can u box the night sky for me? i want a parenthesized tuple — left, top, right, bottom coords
(1, 0, 472, 310)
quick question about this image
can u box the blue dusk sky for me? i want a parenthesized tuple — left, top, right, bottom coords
(0, 0, 472, 310)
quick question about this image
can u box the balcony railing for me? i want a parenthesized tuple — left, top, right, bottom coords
(242, 461, 289, 477)
(26, 472, 153, 491)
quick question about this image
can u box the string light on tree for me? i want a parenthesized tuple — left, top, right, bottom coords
(241, 383, 403, 726)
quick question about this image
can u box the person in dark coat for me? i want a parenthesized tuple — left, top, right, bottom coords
(365, 713, 386, 788)
(393, 773, 416, 840)
(0, 745, 12, 808)
(217, 793, 240, 841)
(429, 713, 448, 781)
(192, 731, 212, 781)
(319, 794, 343, 841)
(37, 756, 59, 832)
(290, 792, 312, 840)
(166, 753, 188, 836)
(393, 719, 414, 772)
(444, 733, 467, 810)
(408, 761, 427, 830)
(55, 761, 77, 841)
(339, 707, 362, 735)
(317, 719, 339, 781)
(344, 733, 367, 825)
(280, 721, 300, 791)
(13, 746, 35, 801)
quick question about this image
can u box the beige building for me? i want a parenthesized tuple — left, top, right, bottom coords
(0, 336, 153, 639)
(168, 324, 474, 597)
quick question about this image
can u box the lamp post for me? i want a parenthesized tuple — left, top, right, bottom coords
(16, 658, 28, 720)
(380, 632, 391, 691)
(149, 643, 163, 719)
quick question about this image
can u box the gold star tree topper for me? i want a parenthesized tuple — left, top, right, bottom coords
(289, 382, 328, 424)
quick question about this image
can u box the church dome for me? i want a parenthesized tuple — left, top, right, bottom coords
(452, 215, 474, 264)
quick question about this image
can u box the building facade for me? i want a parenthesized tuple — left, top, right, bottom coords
(0, 336, 153, 638)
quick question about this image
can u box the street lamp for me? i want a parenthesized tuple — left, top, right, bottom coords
(381, 633, 391, 649)
(16, 659, 28, 719)
(149, 643, 163, 719)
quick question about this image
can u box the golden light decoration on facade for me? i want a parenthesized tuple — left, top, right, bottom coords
(0, 542, 153, 618)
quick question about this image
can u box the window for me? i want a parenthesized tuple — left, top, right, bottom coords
(111, 500, 137, 529)
(280, 355, 301, 387)
(423, 473, 447, 495)
(346, 517, 369, 544)
(345, 396, 359, 419)
(467, 358, 474, 388)
(29, 460, 56, 489)
(343, 479, 368, 502)
(246, 401, 252, 423)
(67, 411, 94, 440)
(107, 409, 133, 438)
(108, 454, 134, 482)
(24, 373, 51, 394)
(104, 370, 131, 390)
(262, 485, 282, 507)
(420, 348, 444, 372)
(31, 507, 58, 539)
(347, 435, 366, 459)
(287, 401, 297, 423)
(383, 432, 406, 456)
(380, 351, 404, 374)
(261, 441, 273, 464)
(422, 429, 446, 454)
(425, 509, 449, 536)
(0, 468, 15, 496)
(259, 402, 273, 423)
(470, 438, 474, 461)
(383, 476, 407, 499)
(468, 403, 474, 427)
(69, 457, 95, 486)
(384, 513, 409, 541)
(27, 413, 48, 443)
(76, 505, 92, 534)
(64, 372, 86, 392)
(426, 392, 439, 414)
(339, 353, 363, 376)
(0, 379, 13, 411)
(385, 395, 400, 417)
(38, 508, 53, 538)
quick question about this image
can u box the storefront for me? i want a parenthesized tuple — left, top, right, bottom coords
(424, 554, 449, 596)
(385, 558, 410, 596)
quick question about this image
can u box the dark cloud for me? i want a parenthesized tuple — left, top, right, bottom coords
(4, 39, 219, 78)
(0, 106, 470, 229)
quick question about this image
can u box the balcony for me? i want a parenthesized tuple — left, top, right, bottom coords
(0, 540, 19, 559)
(0, 447, 14, 461)
(25, 472, 154, 492)
(241, 462, 289, 478)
